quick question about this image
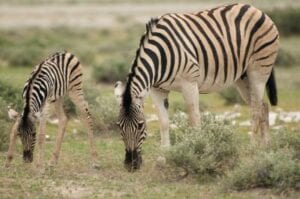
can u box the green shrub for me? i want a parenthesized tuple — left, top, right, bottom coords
(0, 79, 23, 111)
(85, 86, 119, 133)
(223, 129, 300, 192)
(169, 100, 207, 115)
(92, 57, 129, 83)
(62, 86, 119, 133)
(219, 87, 244, 105)
(271, 128, 300, 160)
(0, 122, 9, 151)
(275, 48, 297, 66)
(167, 113, 239, 181)
(89, 96, 119, 133)
(224, 150, 300, 191)
(267, 8, 300, 36)
(0, 98, 10, 151)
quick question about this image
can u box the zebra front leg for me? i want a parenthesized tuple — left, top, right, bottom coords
(181, 82, 200, 127)
(36, 113, 47, 168)
(150, 88, 170, 149)
(49, 99, 68, 167)
(5, 121, 18, 167)
(69, 92, 99, 169)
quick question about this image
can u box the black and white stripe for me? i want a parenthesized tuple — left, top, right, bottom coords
(22, 51, 82, 118)
(116, 3, 279, 167)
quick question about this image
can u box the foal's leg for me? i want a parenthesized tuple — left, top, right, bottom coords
(69, 90, 99, 168)
(49, 98, 68, 166)
(181, 81, 200, 127)
(150, 88, 170, 149)
(36, 107, 48, 168)
(5, 121, 18, 167)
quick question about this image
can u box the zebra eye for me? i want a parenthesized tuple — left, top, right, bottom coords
(137, 121, 144, 130)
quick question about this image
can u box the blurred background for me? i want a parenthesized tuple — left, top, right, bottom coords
(0, 1, 299, 198)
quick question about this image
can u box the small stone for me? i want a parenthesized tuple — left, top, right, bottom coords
(156, 156, 166, 167)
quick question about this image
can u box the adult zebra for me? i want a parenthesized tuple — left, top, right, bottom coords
(114, 3, 279, 171)
(5, 51, 98, 168)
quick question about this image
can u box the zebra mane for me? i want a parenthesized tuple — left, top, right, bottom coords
(146, 17, 159, 35)
(42, 50, 67, 63)
(122, 18, 159, 113)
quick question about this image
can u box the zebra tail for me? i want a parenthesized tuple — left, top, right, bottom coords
(266, 69, 278, 106)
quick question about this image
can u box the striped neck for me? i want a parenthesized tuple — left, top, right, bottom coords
(122, 72, 150, 114)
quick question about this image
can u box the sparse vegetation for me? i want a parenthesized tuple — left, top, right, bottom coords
(224, 149, 300, 192)
(92, 57, 129, 83)
(219, 87, 244, 105)
(0, 1, 300, 198)
(167, 113, 239, 181)
(89, 94, 119, 133)
(0, 98, 10, 151)
(0, 79, 22, 111)
(223, 129, 300, 192)
(267, 8, 300, 36)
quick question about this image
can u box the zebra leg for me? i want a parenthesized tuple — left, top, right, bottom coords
(260, 101, 271, 146)
(235, 77, 251, 105)
(181, 82, 200, 127)
(69, 91, 99, 169)
(248, 71, 270, 146)
(49, 98, 68, 166)
(150, 88, 170, 149)
(4, 121, 18, 167)
(36, 111, 47, 168)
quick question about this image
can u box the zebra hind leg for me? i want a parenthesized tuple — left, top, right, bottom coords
(248, 71, 271, 147)
(49, 98, 68, 167)
(69, 90, 99, 169)
(150, 88, 170, 149)
(181, 81, 200, 127)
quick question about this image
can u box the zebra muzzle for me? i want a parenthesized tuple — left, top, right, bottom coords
(23, 150, 33, 163)
(124, 149, 142, 172)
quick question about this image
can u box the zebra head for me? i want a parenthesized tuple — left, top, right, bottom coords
(8, 109, 36, 163)
(114, 81, 147, 172)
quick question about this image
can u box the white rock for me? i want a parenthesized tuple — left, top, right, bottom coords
(272, 125, 284, 130)
(146, 114, 159, 122)
(170, 123, 178, 129)
(156, 156, 166, 167)
(72, 129, 78, 134)
(239, 120, 251, 126)
(269, 112, 278, 126)
(48, 118, 59, 124)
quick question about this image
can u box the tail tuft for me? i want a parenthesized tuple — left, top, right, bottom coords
(266, 69, 278, 106)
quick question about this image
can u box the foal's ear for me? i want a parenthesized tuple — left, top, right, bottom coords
(114, 81, 125, 105)
(8, 108, 20, 120)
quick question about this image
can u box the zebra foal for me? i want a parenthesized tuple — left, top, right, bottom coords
(114, 3, 279, 171)
(5, 51, 98, 168)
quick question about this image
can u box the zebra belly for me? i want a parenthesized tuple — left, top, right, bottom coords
(197, 79, 236, 93)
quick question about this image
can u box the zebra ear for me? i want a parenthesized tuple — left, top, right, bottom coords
(8, 108, 19, 120)
(114, 81, 125, 105)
